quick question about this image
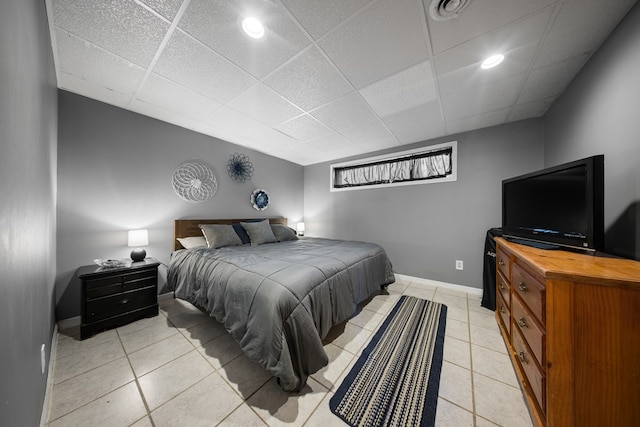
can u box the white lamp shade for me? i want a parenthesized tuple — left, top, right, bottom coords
(128, 229, 149, 247)
(296, 222, 305, 236)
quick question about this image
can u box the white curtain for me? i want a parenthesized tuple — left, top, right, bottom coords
(334, 148, 452, 188)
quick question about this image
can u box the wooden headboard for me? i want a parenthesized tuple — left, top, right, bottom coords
(174, 218, 288, 250)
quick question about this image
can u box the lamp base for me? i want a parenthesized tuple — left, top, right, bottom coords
(130, 248, 146, 262)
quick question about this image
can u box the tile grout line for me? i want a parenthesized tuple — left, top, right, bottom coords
(117, 327, 156, 427)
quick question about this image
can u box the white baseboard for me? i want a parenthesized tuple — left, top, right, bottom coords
(394, 273, 483, 296)
(57, 315, 80, 330)
(40, 323, 58, 427)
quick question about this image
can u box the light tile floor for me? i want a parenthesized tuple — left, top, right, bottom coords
(46, 279, 534, 426)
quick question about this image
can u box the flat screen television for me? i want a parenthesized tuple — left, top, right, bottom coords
(502, 155, 604, 253)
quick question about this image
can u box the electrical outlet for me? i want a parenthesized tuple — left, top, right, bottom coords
(41, 344, 46, 374)
(455, 260, 464, 270)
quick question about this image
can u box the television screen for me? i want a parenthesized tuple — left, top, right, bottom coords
(502, 155, 604, 252)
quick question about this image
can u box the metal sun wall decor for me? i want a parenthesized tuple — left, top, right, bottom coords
(227, 152, 254, 183)
(172, 159, 218, 203)
(251, 188, 270, 211)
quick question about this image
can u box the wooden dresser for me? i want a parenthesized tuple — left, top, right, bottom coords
(79, 258, 160, 339)
(495, 237, 640, 427)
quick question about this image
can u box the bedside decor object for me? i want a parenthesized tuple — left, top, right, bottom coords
(78, 258, 160, 339)
(227, 152, 254, 183)
(296, 222, 305, 236)
(250, 188, 270, 210)
(172, 159, 218, 203)
(128, 229, 148, 262)
(93, 258, 131, 269)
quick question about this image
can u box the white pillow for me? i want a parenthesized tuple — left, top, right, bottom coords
(176, 236, 207, 249)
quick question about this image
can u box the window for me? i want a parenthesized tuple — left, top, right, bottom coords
(330, 141, 457, 191)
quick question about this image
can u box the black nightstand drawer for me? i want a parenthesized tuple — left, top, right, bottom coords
(86, 286, 157, 322)
(86, 275, 156, 299)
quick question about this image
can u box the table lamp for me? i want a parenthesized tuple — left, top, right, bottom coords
(128, 229, 148, 262)
(296, 222, 305, 237)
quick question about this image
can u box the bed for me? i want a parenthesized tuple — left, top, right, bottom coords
(167, 218, 395, 391)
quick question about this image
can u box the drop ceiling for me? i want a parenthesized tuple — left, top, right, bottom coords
(47, 0, 637, 165)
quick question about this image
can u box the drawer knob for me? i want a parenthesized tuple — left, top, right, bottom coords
(119, 298, 130, 305)
(499, 304, 505, 314)
(518, 281, 527, 292)
(518, 351, 528, 364)
(517, 317, 528, 328)
(498, 282, 504, 290)
(498, 259, 505, 266)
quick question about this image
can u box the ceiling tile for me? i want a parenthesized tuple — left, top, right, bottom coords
(446, 108, 511, 135)
(319, 0, 430, 89)
(178, 0, 310, 79)
(58, 73, 132, 109)
(153, 29, 257, 104)
(275, 114, 333, 141)
(534, 0, 637, 67)
(359, 61, 437, 117)
(382, 100, 445, 144)
(307, 133, 355, 152)
(434, 8, 553, 97)
(138, 0, 184, 22)
(207, 107, 274, 141)
(426, 0, 557, 55)
(135, 73, 224, 123)
(441, 74, 524, 121)
(355, 135, 402, 153)
(228, 83, 303, 126)
(340, 119, 395, 144)
(508, 97, 555, 121)
(264, 46, 352, 111)
(518, 54, 589, 104)
(55, 29, 146, 100)
(53, 0, 169, 67)
(280, 0, 372, 40)
(310, 92, 378, 131)
(129, 99, 212, 131)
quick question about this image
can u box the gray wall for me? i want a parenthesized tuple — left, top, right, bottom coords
(304, 119, 544, 289)
(544, 3, 640, 260)
(0, 0, 58, 425)
(56, 92, 304, 320)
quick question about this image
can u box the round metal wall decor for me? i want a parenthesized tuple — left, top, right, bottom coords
(172, 160, 217, 203)
(251, 188, 270, 211)
(227, 152, 254, 183)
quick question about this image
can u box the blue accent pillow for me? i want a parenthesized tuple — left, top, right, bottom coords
(233, 219, 263, 244)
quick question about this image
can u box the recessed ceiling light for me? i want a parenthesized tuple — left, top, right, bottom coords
(481, 54, 504, 69)
(242, 17, 264, 39)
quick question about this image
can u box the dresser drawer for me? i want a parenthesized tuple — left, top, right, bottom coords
(85, 286, 157, 322)
(497, 291, 510, 337)
(512, 293, 544, 366)
(512, 324, 545, 412)
(496, 247, 510, 280)
(512, 262, 545, 322)
(497, 273, 510, 307)
(85, 274, 156, 299)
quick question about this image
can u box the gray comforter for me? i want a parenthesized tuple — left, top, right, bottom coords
(167, 237, 394, 391)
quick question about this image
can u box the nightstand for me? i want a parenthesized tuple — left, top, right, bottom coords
(78, 258, 160, 339)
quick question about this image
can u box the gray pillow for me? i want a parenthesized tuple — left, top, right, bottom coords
(176, 236, 207, 249)
(199, 224, 243, 249)
(241, 219, 277, 246)
(270, 224, 298, 242)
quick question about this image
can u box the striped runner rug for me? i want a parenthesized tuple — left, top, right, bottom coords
(330, 296, 447, 427)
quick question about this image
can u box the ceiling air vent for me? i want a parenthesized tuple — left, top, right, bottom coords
(428, 0, 473, 21)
